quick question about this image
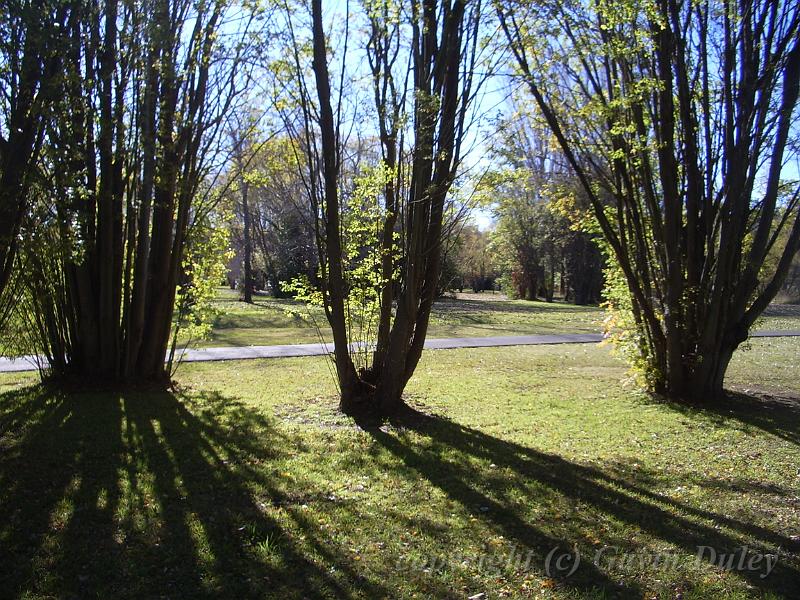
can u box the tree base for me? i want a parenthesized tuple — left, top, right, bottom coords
(650, 381, 727, 405)
(341, 396, 439, 431)
(338, 378, 410, 425)
(337, 366, 409, 421)
(339, 393, 407, 422)
(40, 369, 174, 394)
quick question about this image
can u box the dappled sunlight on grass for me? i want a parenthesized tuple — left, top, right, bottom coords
(0, 385, 396, 598)
(1, 339, 799, 598)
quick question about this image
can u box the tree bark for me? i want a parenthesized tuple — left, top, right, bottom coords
(300, 0, 477, 417)
(310, 0, 360, 410)
(0, 1, 69, 322)
(242, 179, 253, 303)
(24, 0, 233, 385)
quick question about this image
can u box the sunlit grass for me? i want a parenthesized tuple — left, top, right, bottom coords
(190, 288, 800, 349)
(200, 288, 606, 348)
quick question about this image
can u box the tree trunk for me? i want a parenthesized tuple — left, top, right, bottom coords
(300, 0, 475, 417)
(310, 0, 360, 412)
(525, 271, 537, 300)
(242, 179, 253, 303)
(0, 3, 67, 320)
(684, 347, 734, 401)
(499, 0, 800, 404)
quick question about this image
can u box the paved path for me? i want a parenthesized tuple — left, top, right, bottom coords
(2, 330, 799, 374)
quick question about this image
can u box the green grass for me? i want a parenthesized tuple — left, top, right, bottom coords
(196, 288, 800, 349)
(1, 338, 799, 599)
(202, 288, 329, 346)
(201, 288, 606, 348)
(756, 304, 800, 331)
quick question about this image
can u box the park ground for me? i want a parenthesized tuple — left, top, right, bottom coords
(1, 292, 799, 599)
(197, 287, 800, 347)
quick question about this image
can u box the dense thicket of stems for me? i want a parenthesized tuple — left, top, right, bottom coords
(22, 0, 248, 382)
(367, 0, 483, 413)
(500, 0, 800, 400)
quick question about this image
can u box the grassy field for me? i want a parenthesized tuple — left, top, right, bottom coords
(199, 288, 800, 348)
(200, 288, 606, 347)
(1, 336, 798, 599)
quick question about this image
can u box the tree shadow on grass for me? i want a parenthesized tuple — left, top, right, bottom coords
(0, 384, 392, 599)
(358, 406, 800, 599)
(3, 383, 798, 599)
(662, 389, 800, 448)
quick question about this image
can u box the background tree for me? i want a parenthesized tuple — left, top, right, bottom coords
(440, 224, 498, 294)
(500, 0, 800, 399)
(489, 176, 553, 301)
(483, 109, 604, 303)
(228, 119, 259, 303)
(249, 136, 317, 296)
(559, 205, 605, 305)
(225, 134, 317, 297)
(779, 252, 800, 303)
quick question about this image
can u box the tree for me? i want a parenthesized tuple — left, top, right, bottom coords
(0, 0, 73, 328)
(561, 218, 604, 305)
(483, 109, 604, 303)
(489, 178, 552, 301)
(20, 0, 254, 382)
(249, 136, 317, 296)
(499, 0, 800, 400)
(224, 134, 318, 298)
(284, 0, 485, 415)
(229, 122, 258, 303)
(443, 224, 498, 293)
(779, 251, 800, 302)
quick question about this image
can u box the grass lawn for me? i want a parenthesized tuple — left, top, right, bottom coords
(200, 288, 607, 347)
(1, 338, 798, 599)
(198, 288, 800, 349)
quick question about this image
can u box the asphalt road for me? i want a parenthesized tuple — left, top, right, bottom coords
(1, 330, 798, 373)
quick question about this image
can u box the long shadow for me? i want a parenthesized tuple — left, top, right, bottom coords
(660, 390, 800, 447)
(0, 384, 391, 599)
(360, 406, 800, 598)
(4, 383, 797, 598)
